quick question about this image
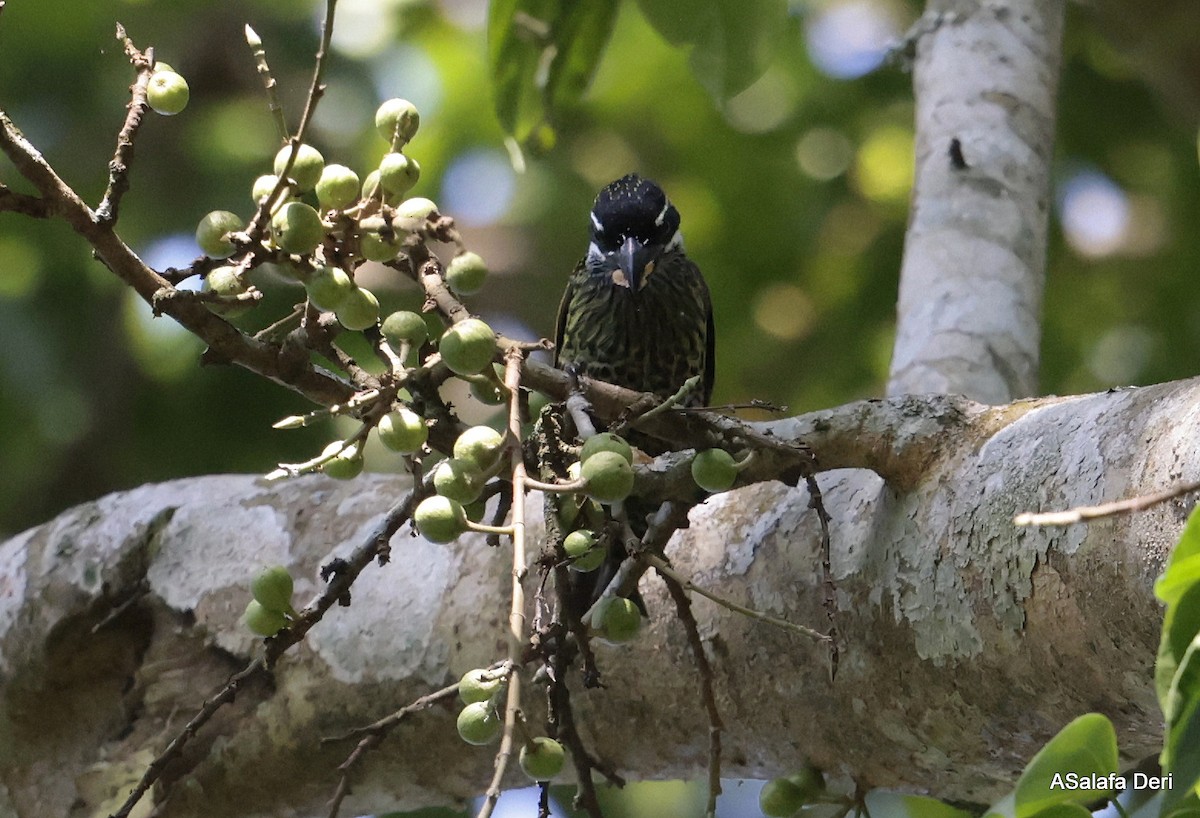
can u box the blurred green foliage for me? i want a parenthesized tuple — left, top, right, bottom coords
(0, 0, 1198, 543)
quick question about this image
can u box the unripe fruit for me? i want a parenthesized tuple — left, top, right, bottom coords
(433, 458, 484, 504)
(759, 777, 806, 818)
(581, 451, 635, 504)
(463, 499, 487, 523)
(453, 425, 505, 472)
(456, 701, 501, 746)
(251, 565, 294, 614)
(395, 196, 438, 228)
(519, 737, 566, 782)
(206, 265, 247, 298)
(375, 97, 420, 145)
(152, 61, 175, 74)
(378, 152, 420, 196)
(251, 174, 291, 206)
(243, 600, 287, 637)
(459, 668, 505, 704)
(377, 408, 427, 453)
(564, 529, 605, 572)
(273, 143, 325, 192)
(321, 441, 364, 480)
(595, 596, 642, 644)
(361, 169, 382, 200)
(469, 377, 507, 406)
(359, 230, 402, 262)
(580, 432, 633, 466)
(196, 210, 243, 259)
(787, 766, 825, 802)
(381, 310, 430, 349)
(147, 70, 189, 115)
(445, 251, 488, 296)
(335, 287, 380, 331)
(271, 201, 325, 255)
(439, 318, 496, 376)
(692, 449, 739, 493)
(414, 495, 468, 543)
(305, 265, 353, 311)
(315, 163, 360, 210)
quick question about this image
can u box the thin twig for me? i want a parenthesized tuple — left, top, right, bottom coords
(1014, 479, 1200, 527)
(476, 349, 530, 818)
(639, 552, 831, 644)
(96, 24, 153, 224)
(244, 25, 289, 141)
(109, 659, 270, 817)
(109, 487, 421, 818)
(807, 474, 840, 679)
(323, 678, 470, 818)
(246, 0, 339, 238)
(659, 572, 723, 818)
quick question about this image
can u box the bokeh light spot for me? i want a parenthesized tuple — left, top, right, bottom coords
(1058, 169, 1130, 258)
(441, 149, 517, 226)
(329, 0, 398, 59)
(754, 283, 816, 340)
(796, 126, 854, 180)
(804, 0, 900, 79)
(853, 125, 913, 203)
(725, 68, 798, 134)
(0, 236, 41, 299)
(1087, 324, 1155, 384)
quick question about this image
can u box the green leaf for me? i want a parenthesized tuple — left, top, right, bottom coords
(1155, 505, 1200, 607)
(1157, 582, 1200, 711)
(1012, 713, 1119, 817)
(1022, 805, 1093, 818)
(487, 0, 618, 150)
(862, 791, 973, 818)
(634, 0, 791, 100)
(1163, 693, 1200, 810)
(1161, 793, 1200, 818)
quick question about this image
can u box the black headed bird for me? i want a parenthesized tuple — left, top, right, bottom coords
(555, 175, 715, 618)
(555, 174, 714, 407)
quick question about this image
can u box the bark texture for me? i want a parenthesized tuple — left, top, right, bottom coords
(889, 0, 1064, 402)
(2, 378, 1195, 817)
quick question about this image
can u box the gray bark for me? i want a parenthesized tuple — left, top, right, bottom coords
(1, 379, 1193, 817)
(889, 0, 1064, 402)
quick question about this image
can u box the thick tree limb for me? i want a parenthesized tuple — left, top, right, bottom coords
(1, 378, 1194, 817)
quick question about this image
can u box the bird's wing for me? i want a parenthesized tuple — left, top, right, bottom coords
(700, 296, 710, 405)
(553, 270, 577, 369)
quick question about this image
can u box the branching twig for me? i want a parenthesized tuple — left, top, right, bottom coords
(246, 0, 339, 238)
(109, 486, 420, 818)
(1014, 479, 1200, 527)
(322, 677, 480, 818)
(0, 184, 51, 217)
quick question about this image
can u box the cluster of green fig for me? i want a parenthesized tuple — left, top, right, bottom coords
(242, 564, 297, 637)
(759, 766, 826, 817)
(192, 96, 491, 342)
(455, 668, 566, 781)
(412, 425, 507, 542)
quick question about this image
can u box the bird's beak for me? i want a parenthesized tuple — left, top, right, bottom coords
(615, 236, 659, 291)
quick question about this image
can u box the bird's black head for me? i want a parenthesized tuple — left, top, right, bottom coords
(586, 174, 682, 291)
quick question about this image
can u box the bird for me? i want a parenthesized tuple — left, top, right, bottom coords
(555, 173, 714, 408)
(554, 174, 715, 619)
